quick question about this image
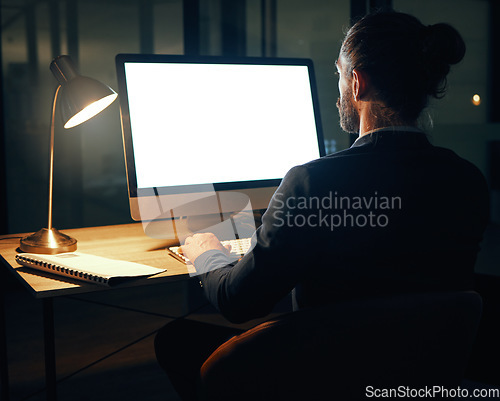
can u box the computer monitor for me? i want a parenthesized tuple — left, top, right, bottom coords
(115, 54, 325, 242)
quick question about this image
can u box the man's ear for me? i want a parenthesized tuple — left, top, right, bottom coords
(352, 69, 369, 101)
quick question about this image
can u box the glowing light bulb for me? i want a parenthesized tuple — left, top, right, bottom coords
(64, 93, 118, 129)
(472, 94, 481, 106)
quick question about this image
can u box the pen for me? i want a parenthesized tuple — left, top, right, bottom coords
(166, 248, 189, 264)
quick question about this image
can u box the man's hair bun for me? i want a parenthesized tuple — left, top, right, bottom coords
(420, 23, 466, 98)
(421, 23, 466, 66)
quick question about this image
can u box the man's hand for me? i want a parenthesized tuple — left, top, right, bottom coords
(181, 233, 231, 264)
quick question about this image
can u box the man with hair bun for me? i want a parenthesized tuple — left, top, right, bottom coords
(156, 11, 490, 401)
(337, 12, 466, 131)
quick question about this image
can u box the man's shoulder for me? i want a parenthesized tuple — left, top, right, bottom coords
(299, 145, 369, 171)
(431, 145, 487, 184)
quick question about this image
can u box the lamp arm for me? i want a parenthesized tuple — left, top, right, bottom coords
(47, 85, 61, 230)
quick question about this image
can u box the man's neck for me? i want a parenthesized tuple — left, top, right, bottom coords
(357, 106, 416, 138)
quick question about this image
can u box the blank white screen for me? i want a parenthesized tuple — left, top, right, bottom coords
(124, 62, 321, 189)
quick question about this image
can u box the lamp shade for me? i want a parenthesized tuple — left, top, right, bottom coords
(50, 55, 117, 128)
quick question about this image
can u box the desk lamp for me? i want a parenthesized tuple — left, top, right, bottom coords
(20, 55, 117, 254)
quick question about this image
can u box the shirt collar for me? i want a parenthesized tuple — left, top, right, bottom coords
(351, 126, 424, 148)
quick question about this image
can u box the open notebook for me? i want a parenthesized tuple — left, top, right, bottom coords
(16, 252, 166, 286)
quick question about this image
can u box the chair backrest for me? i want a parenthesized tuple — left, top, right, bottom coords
(199, 291, 482, 401)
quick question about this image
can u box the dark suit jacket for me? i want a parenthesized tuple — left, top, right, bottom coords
(195, 129, 490, 323)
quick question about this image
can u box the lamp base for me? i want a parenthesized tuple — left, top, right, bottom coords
(20, 228, 77, 254)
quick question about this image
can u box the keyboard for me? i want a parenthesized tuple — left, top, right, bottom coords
(168, 237, 252, 265)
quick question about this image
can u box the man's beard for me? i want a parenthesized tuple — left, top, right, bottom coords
(336, 87, 360, 134)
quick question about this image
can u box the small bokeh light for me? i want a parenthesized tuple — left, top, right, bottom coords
(472, 94, 481, 106)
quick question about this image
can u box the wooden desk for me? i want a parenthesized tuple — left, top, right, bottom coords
(0, 223, 190, 401)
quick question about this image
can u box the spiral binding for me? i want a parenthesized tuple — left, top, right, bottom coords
(15, 254, 108, 284)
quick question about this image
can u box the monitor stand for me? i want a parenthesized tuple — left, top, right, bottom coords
(142, 193, 257, 245)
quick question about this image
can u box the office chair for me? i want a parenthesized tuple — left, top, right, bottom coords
(199, 291, 482, 401)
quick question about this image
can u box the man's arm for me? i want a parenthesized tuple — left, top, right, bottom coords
(182, 165, 315, 323)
